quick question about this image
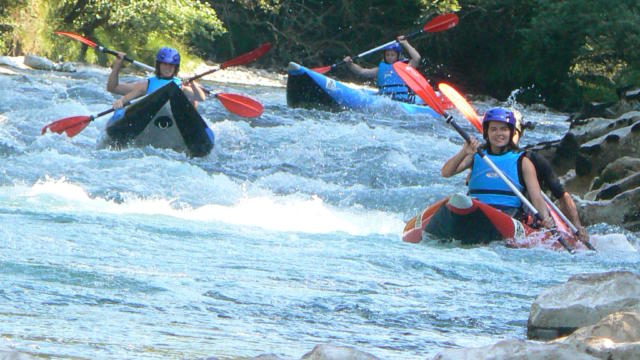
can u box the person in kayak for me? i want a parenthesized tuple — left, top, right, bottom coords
(108, 47, 205, 109)
(441, 107, 555, 229)
(343, 36, 421, 102)
(511, 110, 590, 242)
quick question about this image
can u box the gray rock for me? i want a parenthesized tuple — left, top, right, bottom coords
(589, 156, 640, 191)
(300, 344, 380, 360)
(432, 339, 597, 360)
(0, 350, 37, 359)
(576, 119, 640, 178)
(560, 311, 640, 360)
(23, 54, 76, 72)
(578, 187, 640, 230)
(23, 54, 57, 70)
(528, 272, 640, 341)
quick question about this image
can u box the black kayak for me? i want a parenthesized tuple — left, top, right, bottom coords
(104, 82, 214, 157)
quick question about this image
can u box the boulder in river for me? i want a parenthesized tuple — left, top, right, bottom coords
(23, 54, 76, 72)
(527, 271, 640, 341)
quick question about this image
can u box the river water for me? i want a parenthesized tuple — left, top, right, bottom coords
(1, 65, 638, 359)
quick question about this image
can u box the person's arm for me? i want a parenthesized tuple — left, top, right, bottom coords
(113, 80, 147, 109)
(441, 137, 478, 177)
(530, 152, 565, 199)
(558, 192, 590, 241)
(343, 56, 378, 78)
(182, 80, 206, 104)
(107, 52, 137, 95)
(529, 152, 588, 238)
(397, 35, 421, 68)
(521, 157, 554, 228)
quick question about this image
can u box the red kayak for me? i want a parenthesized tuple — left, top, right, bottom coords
(403, 193, 583, 250)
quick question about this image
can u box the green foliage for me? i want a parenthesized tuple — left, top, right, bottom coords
(432, 0, 640, 110)
(206, 0, 459, 67)
(2, 0, 638, 111)
(0, 0, 28, 54)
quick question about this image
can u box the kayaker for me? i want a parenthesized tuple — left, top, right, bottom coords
(109, 47, 205, 109)
(512, 110, 590, 242)
(441, 107, 555, 229)
(343, 35, 421, 102)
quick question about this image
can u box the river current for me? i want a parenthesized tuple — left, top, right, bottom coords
(0, 64, 638, 359)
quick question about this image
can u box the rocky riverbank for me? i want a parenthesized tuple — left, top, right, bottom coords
(528, 92, 640, 231)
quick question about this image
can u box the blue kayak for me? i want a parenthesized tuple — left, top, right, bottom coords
(286, 62, 441, 117)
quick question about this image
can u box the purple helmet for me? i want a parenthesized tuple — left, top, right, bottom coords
(482, 107, 516, 130)
(383, 42, 402, 54)
(156, 47, 180, 65)
(482, 107, 516, 144)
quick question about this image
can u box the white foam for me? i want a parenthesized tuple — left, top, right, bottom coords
(589, 233, 637, 253)
(6, 177, 405, 237)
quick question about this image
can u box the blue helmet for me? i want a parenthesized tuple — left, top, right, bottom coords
(482, 107, 516, 130)
(383, 42, 402, 54)
(482, 107, 516, 144)
(156, 47, 180, 65)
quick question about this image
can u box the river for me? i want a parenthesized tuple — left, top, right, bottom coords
(0, 64, 638, 359)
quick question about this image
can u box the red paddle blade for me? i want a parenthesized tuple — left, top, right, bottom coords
(41, 115, 92, 137)
(392, 62, 445, 115)
(438, 83, 483, 132)
(216, 93, 264, 118)
(221, 42, 272, 69)
(310, 65, 332, 74)
(54, 31, 98, 48)
(423, 13, 459, 33)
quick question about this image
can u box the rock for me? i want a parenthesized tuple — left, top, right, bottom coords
(593, 172, 640, 200)
(568, 111, 640, 144)
(432, 339, 597, 360)
(23, 54, 76, 72)
(24, 54, 57, 70)
(624, 88, 640, 101)
(571, 101, 618, 122)
(560, 312, 640, 360)
(300, 344, 380, 360)
(0, 55, 28, 69)
(251, 354, 285, 359)
(589, 156, 640, 191)
(527, 271, 640, 341)
(575, 118, 640, 179)
(60, 62, 77, 72)
(0, 350, 37, 359)
(577, 187, 640, 230)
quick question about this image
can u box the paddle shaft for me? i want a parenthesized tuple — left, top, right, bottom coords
(540, 191, 596, 250)
(99, 47, 155, 72)
(329, 33, 423, 71)
(444, 114, 575, 253)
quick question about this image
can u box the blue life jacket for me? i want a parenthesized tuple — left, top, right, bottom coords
(468, 150, 525, 211)
(377, 61, 410, 102)
(147, 76, 182, 95)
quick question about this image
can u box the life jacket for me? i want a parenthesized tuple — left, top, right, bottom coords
(377, 61, 411, 102)
(147, 76, 182, 95)
(468, 150, 525, 212)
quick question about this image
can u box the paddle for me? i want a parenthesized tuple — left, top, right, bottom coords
(311, 13, 459, 74)
(55, 31, 155, 71)
(393, 62, 574, 253)
(41, 104, 128, 137)
(184, 42, 272, 83)
(437, 83, 596, 251)
(41, 91, 262, 138)
(56, 31, 267, 117)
